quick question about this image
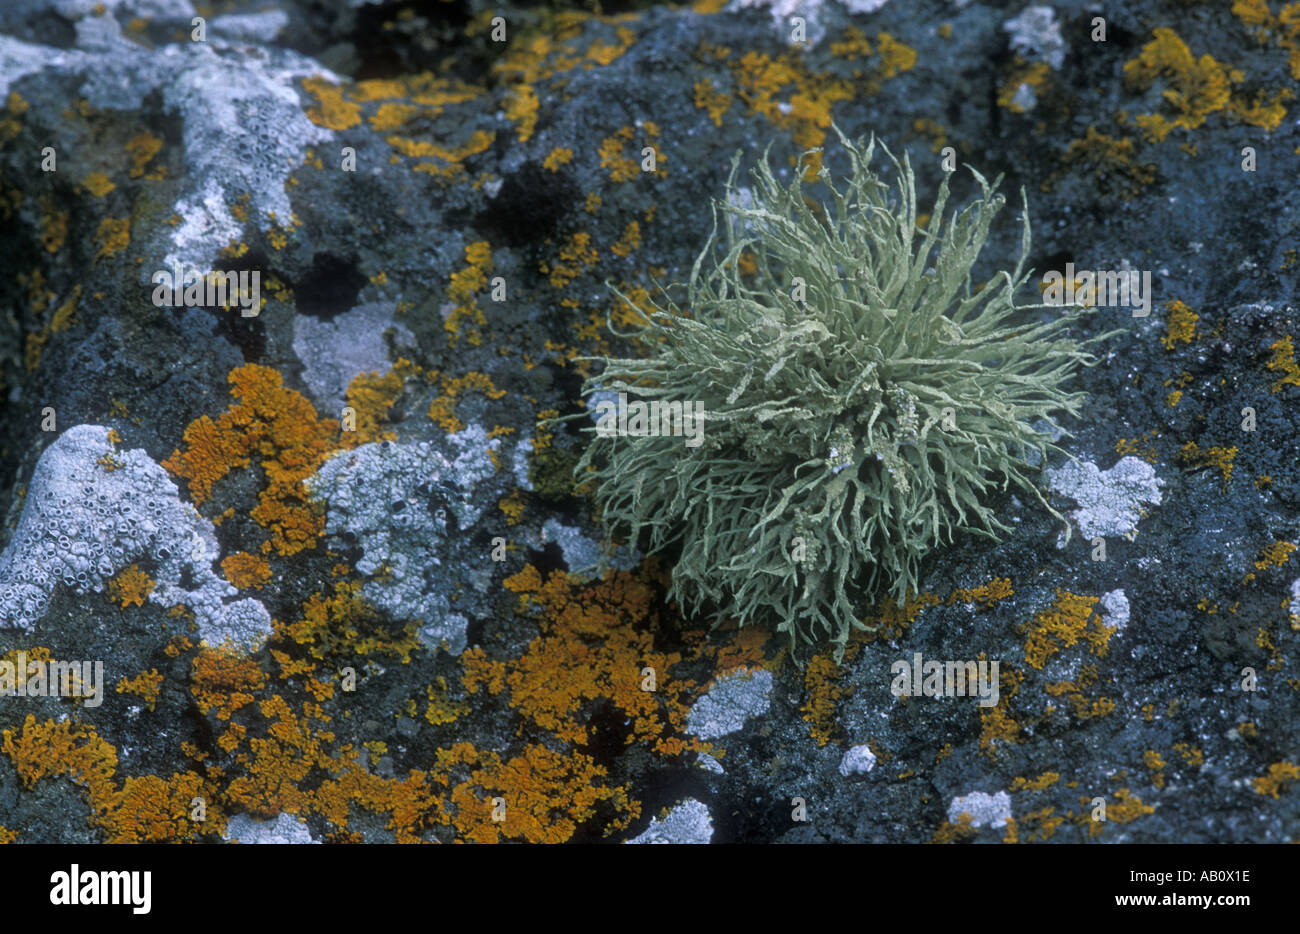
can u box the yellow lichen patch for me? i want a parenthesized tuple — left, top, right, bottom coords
(930, 813, 977, 843)
(1143, 749, 1167, 788)
(1228, 86, 1292, 130)
(1266, 335, 1300, 391)
(0, 718, 209, 848)
(801, 649, 847, 746)
(1172, 742, 1205, 767)
(82, 171, 116, 197)
(997, 60, 1052, 114)
(367, 102, 420, 131)
(1179, 441, 1238, 484)
(350, 79, 410, 102)
(910, 117, 948, 153)
(96, 452, 124, 472)
(219, 695, 336, 819)
(728, 49, 862, 176)
(302, 75, 361, 130)
(598, 126, 644, 183)
(390, 130, 495, 182)
(444, 241, 493, 346)
(1077, 788, 1150, 837)
(543, 147, 573, 171)
(94, 217, 130, 260)
(610, 219, 641, 258)
(856, 591, 942, 643)
(1, 647, 53, 683)
(343, 359, 421, 442)
(461, 647, 507, 696)
(0, 91, 27, 145)
(1122, 28, 1246, 141)
(1256, 624, 1284, 671)
(709, 624, 772, 673)
(694, 78, 732, 126)
(750, 29, 914, 165)
(190, 648, 267, 720)
(504, 85, 539, 142)
(1003, 806, 1065, 843)
(125, 131, 162, 178)
(1011, 771, 1061, 792)
(1045, 665, 1116, 721)
(1251, 761, 1299, 797)
(51, 287, 79, 332)
(1115, 429, 1159, 463)
(23, 282, 81, 374)
(540, 231, 598, 288)
(1, 715, 120, 822)
(1045, 128, 1157, 200)
(164, 364, 355, 556)
(280, 579, 420, 666)
(427, 371, 506, 434)
(165, 634, 194, 657)
(586, 26, 636, 67)
(107, 564, 155, 608)
(481, 563, 709, 758)
(1160, 299, 1198, 349)
(221, 552, 273, 590)
(1255, 540, 1297, 570)
(979, 665, 1023, 756)
(876, 32, 917, 76)
(604, 282, 655, 333)
(947, 578, 1014, 610)
(98, 772, 217, 842)
(1234, 0, 1300, 80)
(439, 741, 637, 843)
(115, 669, 164, 711)
(1022, 591, 1112, 670)
(40, 200, 68, 254)
(423, 678, 470, 725)
(498, 489, 527, 525)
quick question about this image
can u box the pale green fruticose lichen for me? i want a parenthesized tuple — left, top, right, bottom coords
(569, 128, 1116, 655)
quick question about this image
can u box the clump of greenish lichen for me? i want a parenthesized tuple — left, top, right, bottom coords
(571, 129, 1112, 654)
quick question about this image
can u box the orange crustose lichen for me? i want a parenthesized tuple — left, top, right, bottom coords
(1023, 591, 1113, 669)
(221, 552, 273, 590)
(107, 564, 155, 608)
(116, 669, 165, 711)
(489, 563, 708, 758)
(163, 364, 360, 556)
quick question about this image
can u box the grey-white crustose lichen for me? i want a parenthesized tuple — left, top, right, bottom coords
(569, 127, 1117, 655)
(0, 424, 272, 649)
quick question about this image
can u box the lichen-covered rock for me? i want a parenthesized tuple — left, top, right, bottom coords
(687, 668, 774, 741)
(0, 425, 271, 649)
(306, 430, 500, 655)
(1046, 456, 1165, 540)
(624, 799, 714, 844)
